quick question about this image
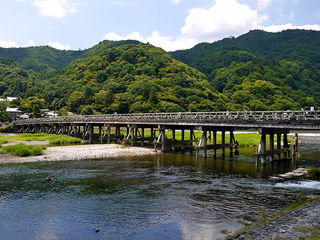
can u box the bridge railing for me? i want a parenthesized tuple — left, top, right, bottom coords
(15, 110, 320, 124)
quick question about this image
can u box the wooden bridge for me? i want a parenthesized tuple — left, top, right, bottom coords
(14, 110, 320, 165)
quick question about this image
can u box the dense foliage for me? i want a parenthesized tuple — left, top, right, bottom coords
(171, 29, 320, 110)
(44, 43, 224, 114)
(0, 30, 319, 115)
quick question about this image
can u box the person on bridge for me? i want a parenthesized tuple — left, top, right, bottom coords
(310, 105, 315, 118)
(249, 108, 253, 117)
(244, 108, 248, 118)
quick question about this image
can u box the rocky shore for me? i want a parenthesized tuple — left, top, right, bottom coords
(229, 197, 320, 239)
(0, 143, 158, 164)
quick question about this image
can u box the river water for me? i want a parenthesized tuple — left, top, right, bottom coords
(1, 133, 320, 240)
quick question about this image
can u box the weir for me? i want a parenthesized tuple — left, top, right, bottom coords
(14, 110, 320, 164)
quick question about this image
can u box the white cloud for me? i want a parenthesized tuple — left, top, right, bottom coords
(103, 31, 196, 51)
(180, 0, 268, 42)
(0, 41, 20, 48)
(0, 40, 36, 48)
(102, 0, 320, 52)
(262, 23, 320, 32)
(32, 0, 80, 18)
(257, 0, 273, 10)
(47, 41, 70, 50)
(103, 32, 144, 42)
(24, 40, 36, 47)
(144, 31, 197, 51)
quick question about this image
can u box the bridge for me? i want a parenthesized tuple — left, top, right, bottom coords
(14, 110, 320, 165)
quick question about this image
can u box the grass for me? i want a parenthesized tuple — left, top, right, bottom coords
(294, 225, 320, 239)
(0, 143, 47, 156)
(0, 139, 9, 147)
(0, 133, 82, 156)
(0, 133, 82, 145)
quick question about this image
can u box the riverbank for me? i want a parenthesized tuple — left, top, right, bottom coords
(228, 197, 320, 239)
(0, 143, 158, 164)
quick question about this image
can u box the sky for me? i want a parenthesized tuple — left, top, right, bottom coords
(0, 0, 320, 51)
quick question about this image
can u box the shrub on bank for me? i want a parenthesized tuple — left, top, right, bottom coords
(0, 143, 47, 156)
(308, 167, 320, 179)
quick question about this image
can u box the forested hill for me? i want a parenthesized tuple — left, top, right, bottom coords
(0, 40, 139, 72)
(171, 29, 320, 109)
(1, 43, 228, 115)
(171, 29, 320, 68)
(0, 29, 319, 115)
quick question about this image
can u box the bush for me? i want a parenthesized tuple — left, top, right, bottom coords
(308, 167, 320, 179)
(0, 143, 47, 156)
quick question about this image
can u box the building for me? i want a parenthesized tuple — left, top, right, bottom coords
(6, 107, 22, 121)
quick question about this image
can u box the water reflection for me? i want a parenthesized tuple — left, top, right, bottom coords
(0, 133, 320, 239)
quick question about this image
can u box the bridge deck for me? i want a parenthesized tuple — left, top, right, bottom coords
(14, 110, 320, 130)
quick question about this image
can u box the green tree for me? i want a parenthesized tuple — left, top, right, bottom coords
(0, 104, 10, 122)
(32, 104, 42, 118)
(81, 105, 94, 115)
(67, 91, 86, 113)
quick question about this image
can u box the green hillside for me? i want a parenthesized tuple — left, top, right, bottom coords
(0, 29, 319, 115)
(171, 30, 320, 109)
(0, 40, 140, 72)
(44, 43, 225, 114)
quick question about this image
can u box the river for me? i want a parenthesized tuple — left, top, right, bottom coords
(0, 133, 320, 239)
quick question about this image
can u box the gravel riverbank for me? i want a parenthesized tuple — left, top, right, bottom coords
(229, 197, 320, 239)
(0, 143, 157, 164)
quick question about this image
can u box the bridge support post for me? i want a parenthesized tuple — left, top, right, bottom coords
(161, 127, 166, 152)
(277, 134, 281, 159)
(221, 131, 225, 158)
(229, 131, 234, 157)
(261, 133, 267, 166)
(141, 128, 145, 146)
(116, 127, 120, 144)
(181, 129, 185, 150)
(107, 126, 111, 144)
(284, 133, 288, 159)
(270, 133, 274, 163)
(202, 129, 207, 159)
(172, 129, 176, 151)
(213, 131, 217, 158)
(89, 124, 94, 143)
(131, 127, 134, 146)
(190, 129, 194, 155)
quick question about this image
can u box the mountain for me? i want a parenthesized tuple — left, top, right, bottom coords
(1, 43, 226, 114)
(171, 29, 320, 109)
(0, 40, 140, 72)
(171, 29, 320, 69)
(0, 29, 319, 115)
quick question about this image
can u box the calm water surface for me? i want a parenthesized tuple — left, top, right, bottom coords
(1, 133, 320, 240)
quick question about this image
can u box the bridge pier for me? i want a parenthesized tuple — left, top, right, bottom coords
(256, 128, 291, 166)
(197, 127, 238, 159)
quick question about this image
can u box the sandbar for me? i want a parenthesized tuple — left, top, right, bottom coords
(0, 143, 158, 164)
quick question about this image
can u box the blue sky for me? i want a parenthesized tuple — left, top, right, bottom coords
(0, 0, 319, 51)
